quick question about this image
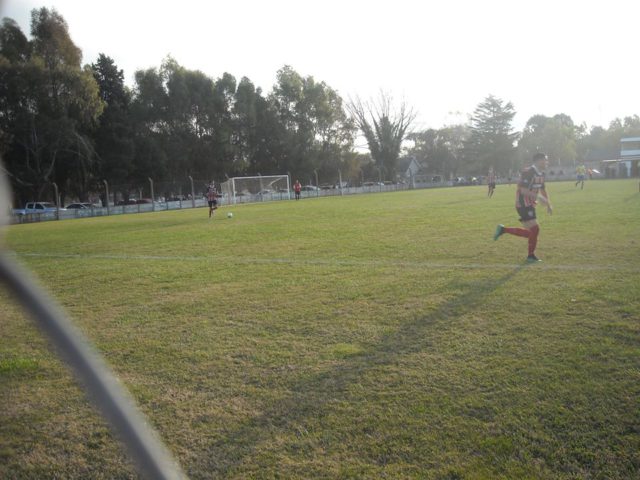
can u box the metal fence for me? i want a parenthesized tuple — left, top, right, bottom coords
(9, 172, 600, 224)
(10, 180, 417, 223)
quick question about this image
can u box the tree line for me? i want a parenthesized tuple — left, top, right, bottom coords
(1, 7, 639, 205)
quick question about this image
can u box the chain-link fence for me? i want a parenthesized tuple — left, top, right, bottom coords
(12, 172, 593, 224)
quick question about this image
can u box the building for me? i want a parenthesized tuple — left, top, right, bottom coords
(601, 137, 640, 178)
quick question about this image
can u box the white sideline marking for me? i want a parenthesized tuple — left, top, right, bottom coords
(12, 252, 633, 272)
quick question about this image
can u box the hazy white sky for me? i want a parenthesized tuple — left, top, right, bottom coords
(2, 0, 638, 131)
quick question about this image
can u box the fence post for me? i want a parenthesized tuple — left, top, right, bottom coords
(103, 180, 110, 216)
(52, 182, 60, 220)
(188, 176, 195, 208)
(148, 178, 155, 212)
(314, 170, 319, 197)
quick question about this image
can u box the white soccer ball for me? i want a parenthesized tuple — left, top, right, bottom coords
(227, 212, 233, 218)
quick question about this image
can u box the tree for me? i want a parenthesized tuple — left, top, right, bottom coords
(518, 114, 578, 167)
(464, 95, 518, 175)
(267, 66, 355, 182)
(348, 92, 416, 181)
(91, 53, 135, 192)
(0, 18, 30, 63)
(406, 124, 469, 179)
(0, 8, 103, 204)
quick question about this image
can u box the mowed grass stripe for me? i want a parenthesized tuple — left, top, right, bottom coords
(1, 179, 639, 479)
(12, 251, 635, 272)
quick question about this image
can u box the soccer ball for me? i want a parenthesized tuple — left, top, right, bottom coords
(227, 212, 233, 218)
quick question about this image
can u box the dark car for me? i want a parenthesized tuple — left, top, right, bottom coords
(115, 199, 138, 206)
(65, 202, 98, 209)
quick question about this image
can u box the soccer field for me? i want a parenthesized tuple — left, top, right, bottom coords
(1, 179, 639, 479)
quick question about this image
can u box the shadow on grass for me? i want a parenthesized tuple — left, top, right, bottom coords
(198, 265, 525, 476)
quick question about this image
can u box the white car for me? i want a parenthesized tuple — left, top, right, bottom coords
(13, 202, 66, 215)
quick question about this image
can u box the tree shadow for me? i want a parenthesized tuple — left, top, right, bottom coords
(195, 265, 525, 476)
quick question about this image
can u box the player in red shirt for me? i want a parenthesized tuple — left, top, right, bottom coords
(293, 180, 302, 200)
(493, 153, 553, 262)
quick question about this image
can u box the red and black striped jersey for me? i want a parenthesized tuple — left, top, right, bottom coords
(516, 165, 545, 208)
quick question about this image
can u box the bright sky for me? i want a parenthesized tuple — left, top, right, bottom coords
(2, 0, 638, 132)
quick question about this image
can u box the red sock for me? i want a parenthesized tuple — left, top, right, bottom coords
(503, 227, 530, 238)
(528, 225, 539, 256)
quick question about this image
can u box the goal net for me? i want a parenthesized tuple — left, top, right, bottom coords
(219, 175, 290, 204)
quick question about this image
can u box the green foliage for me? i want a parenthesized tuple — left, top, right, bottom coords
(465, 95, 518, 175)
(90, 54, 135, 191)
(0, 18, 30, 63)
(349, 92, 416, 181)
(0, 8, 103, 204)
(406, 125, 469, 178)
(269, 66, 356, 182)
(518, 114, 579, 167)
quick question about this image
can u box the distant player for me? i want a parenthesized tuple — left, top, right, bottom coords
(487, 167, 496, 197)
(493, 153, 553, 263)
(575, 164, 587, 189)
(293, 179, 302, 200)
(206, 182, 218, 218)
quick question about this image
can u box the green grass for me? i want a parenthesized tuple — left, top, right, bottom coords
(1, 179, 639, 479)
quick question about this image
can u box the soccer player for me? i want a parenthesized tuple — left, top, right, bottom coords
(206, 181, 218, 218)
(493, 153, 553, 263)
(293, 179, 302, 200)
(487, 167, 496, 197)
(575, 164, 587, 189)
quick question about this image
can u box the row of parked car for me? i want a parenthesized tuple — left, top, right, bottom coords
(12, 200, 153, 215)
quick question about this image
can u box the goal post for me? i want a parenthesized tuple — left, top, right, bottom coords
(220, 175, 291, 205)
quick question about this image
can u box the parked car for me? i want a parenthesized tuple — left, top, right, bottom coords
(452, 177, 470, 186)
(301, 185, 318, 191)
(13, 202, 66, 215)
(66, 202, 98, 209)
